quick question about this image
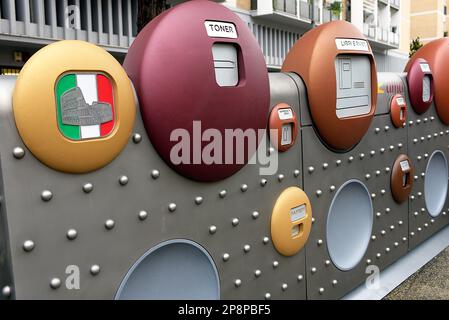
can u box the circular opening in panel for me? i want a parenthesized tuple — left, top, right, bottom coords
(425, 150, 448, 217)
(115, 240, 220, 300)
(326, 179, 373, 271)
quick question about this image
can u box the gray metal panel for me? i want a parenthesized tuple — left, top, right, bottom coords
(376, 72, 407, 115)
(0, 75, 305, 300)
(402, 73, 449, 250)
(301, 99, 408, 299)
(284, 72, 313, 127)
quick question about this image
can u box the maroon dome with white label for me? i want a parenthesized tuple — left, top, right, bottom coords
(124, 0, 269, 182)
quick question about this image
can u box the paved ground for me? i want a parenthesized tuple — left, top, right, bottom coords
(385, 247, 449, 300)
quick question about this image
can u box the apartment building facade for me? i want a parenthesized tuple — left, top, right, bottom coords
(0, 0, 408, 75)
(410, 0, 449, 44)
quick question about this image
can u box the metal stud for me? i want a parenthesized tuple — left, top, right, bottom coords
(431, 219, 435, 224)
(265, 293, 271, 300)
(105, 219, 115, 230)
(381, 189, 386, 195)
(386, 247, 391, 253)
(330, 185, 336, 192)
(413, 138, 418, 144)
(376, 212, 381, 218)
(23, 240, 35, 252)
(273, 261, 279, 268)
(398, 143, 403, 148)
(41, 190, 53, 202)
(336, 160, 342, 166)
(316, 190, 322, 197)
(403, 237, 407, 242)
(263, 237, 270, 244)
(410, 232, 415, 237)
(234, 279, 242, 288)
(219, 190, 227, 198)
(385, 167, 391, 173)
(241, 184, 248, 192)
(232, 218, 239, 227)
(332, 280, 338, 286)
(168, 203, 177, 213)
(359, 153, 365, 159)
(311, 267, 317, 274)
(381, 230, 386, 236)
(119, 175, 129, 186)
(297, 275, 304, 282)
(194, 197, 203, 205)
(319, 288, 325, 294)
(410, 120, 415, 126)
(13, 147, 25, 159)
(323, 163, 329, 169)
(243, 245, 251, 253)
(380, 147, 385, 153)
(278, 174, 285, 182)
(389, 145, 394, 151)
(317, 239, 323, 246)
(370, 150, 376, 156)
(385, 208, 391, 213)
(325, 260, 331, 266)
(260, 179, 268, 187)
(90, 265, 100, 276)
(414, 211, 419, 217)
(398, 220, 403, 226)
(375, 128, 380, 133)
(222, 253, 230, 262)
(138, 211, 148, 221)
(366, 259, 372, 265)
(384, 125, 390, 131)
(365, 174, 371, 180)
(424, 223, 429, 228)
(282, 283, 288, 291)
(66, 229, 78, 240)
(255, 270, 262, 278)
(294, 170, 300, 177)
(308, 166, 315, 173)
(418, 227, 422, 232)
(252, 211, 260, 219)
(371, 193, 376, 199)
(376, 253, 381, 259)
(424, 117, 428, 123)
(2, 286, 11, 297)
(209, 226, 217, 235)
(394, 242, 399, 247)
(151, 170, 160, 179)
(371, 235, 376, 241)
(348, 156, 354, 162)
(82, 183, 93, 194)
(50, 278, 61, 289)
(431, 116, 435, 121)
(376, 170, 381, 176)
(132, 133, 142, 144)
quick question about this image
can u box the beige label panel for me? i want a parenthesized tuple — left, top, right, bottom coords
(271, 187, 312, 256)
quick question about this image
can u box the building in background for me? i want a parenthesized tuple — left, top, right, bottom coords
(0, 0, 410, 75)
(410, 0, 448, 44)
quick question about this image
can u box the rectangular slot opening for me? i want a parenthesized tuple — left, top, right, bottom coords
(403, 172, 410, 187)
(281, 123, 293, 146)
(291, 223, 304, 238)
(212, 43, 239, 87)
(290, 204, 306, 222)
(423, 75, 431, 103)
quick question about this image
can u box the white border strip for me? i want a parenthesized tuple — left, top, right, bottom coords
(343, 224, 449, 300)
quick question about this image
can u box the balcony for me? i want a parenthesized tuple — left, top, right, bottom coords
(363, 23, 398, 49)
(0, 0, 138, 54)
(251, 0, 320, 29)
(390, 0, 400, 10)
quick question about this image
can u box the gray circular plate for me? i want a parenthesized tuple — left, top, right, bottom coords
(326, 179, 373, 271)
(115, 239, 220, 300)
(424, 150, 448, 217)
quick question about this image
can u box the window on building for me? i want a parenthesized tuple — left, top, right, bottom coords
(44, 0, 52, 25)
(444, 31, 448, 37)
(29, 0, 38, 23)
(15, 0, 24, 21)
(102, 0, 109, 32)
(122, 0, 129, 36)
(112, 0, 119, 35)
(55, 0, 63, 27)
(445, 6, 447, 15)
(1, 0, 10, 19)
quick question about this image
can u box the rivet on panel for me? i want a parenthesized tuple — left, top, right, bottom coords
(294, 170, 300, 177)
(105, 219, 115, 230)
(413, 138, 418, 144)
(263, 237, 270, 244)
(151, 170, 160, 179)
(243, 245, 251, 253)
(418, 227, 422, 232)
(370, 150, 376, 156)
(376, 170, 381, 176)
(385, 247, 391, 253)
(375, 128, 380, 134)
(219, 190, 227, 198)
(260, 179, 268, 187)
(366, 259, 372, 265)
(255, 270, 262, 278)
(336, 160, 342, 166)
(325, 260, 331, 266)
(384, 126, 390, 132)
(424, 223, 429, 228)
(398, 220, 403, 226)
(381, 230, 386, 236)
(389, 145, 394, 151)
(319, 288, 325, 294)
(23, 240, 35, 252)
(414, 212, 419, 217)
(209, 225, 217, 235)
(252, 211, 260, 219)
(90, 265, 100, 276)
(376, 212, 381, 218)
(50, 278, 61, 289)
(2, 286, 11, 297)
(365, 174, 371, 180)
(138, 211, 148, 221)
(380, 148, 385, 153)
(282, 283, 288, 291)
(359, 153, 365, 160)
(431, 219, 435, 224)
(402, 237, 407, 242)
(371, 235, 376, 241)
(241, 184, 248, 192)
(348, 156, 354, 162)
(265, 293, 271, 300)
(330, 185, 336, 192)
(323, 163, 329, 169)
(41, 190, 53, 202)
(371, 193, 376, 199)
(394, 242, 399, 247)
(168, 203, 177, 212)
(308, 166, 315, 174)
(297, 275, 304, 282)
(316, 190, 322, 197)
(385, 167, 391, 173)
(273, 261, 279, 268)
(195, 197, 203, 205)
(332, 280, 338, 286)
(317, 239, 323, 246)
(132, 133, 142, 144)
(234, 279, 242, 288)
(278, 174, 285, 182)
(82, 183, 93, 193)
(381, 189, 386, 195)
(232, 218, 239, 227)
(385, 208, 391, 213)
(398, 143, 403, 148)
(311, 267, 317, 274)
(13, 147, 25, 159)
(119, 175, 129, 186)
(222, 253, 230, 262)
(66, 229, 78, 240)
(376, 253, 381, 259)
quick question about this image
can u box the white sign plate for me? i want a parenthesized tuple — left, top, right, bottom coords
(400, 160, 410, 171)
(290, 204, 306, 222)
(205, 21, 238, 39)
(396, 97, 405, 106)
(278, 108, 293, 120)
(420, 63, 431, 73)
(335, 38, 370, 52)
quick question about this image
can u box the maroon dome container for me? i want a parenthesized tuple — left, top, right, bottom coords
(124, 0, 270, 182)
(405, 58, 434, 114)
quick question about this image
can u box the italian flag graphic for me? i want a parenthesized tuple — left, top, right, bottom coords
(56, 73, 115, 140)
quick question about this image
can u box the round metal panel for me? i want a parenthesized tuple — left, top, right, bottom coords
(13, 40, 136, 173)
(115, 240, 220, 300)
(271, 187, 312, 256)
(268, 103, 299, 152)
(424, 150, 448, 217)
(124, 0, 269, 182)
(390, 94, 407, 128)
(326, 180, 373, 271)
